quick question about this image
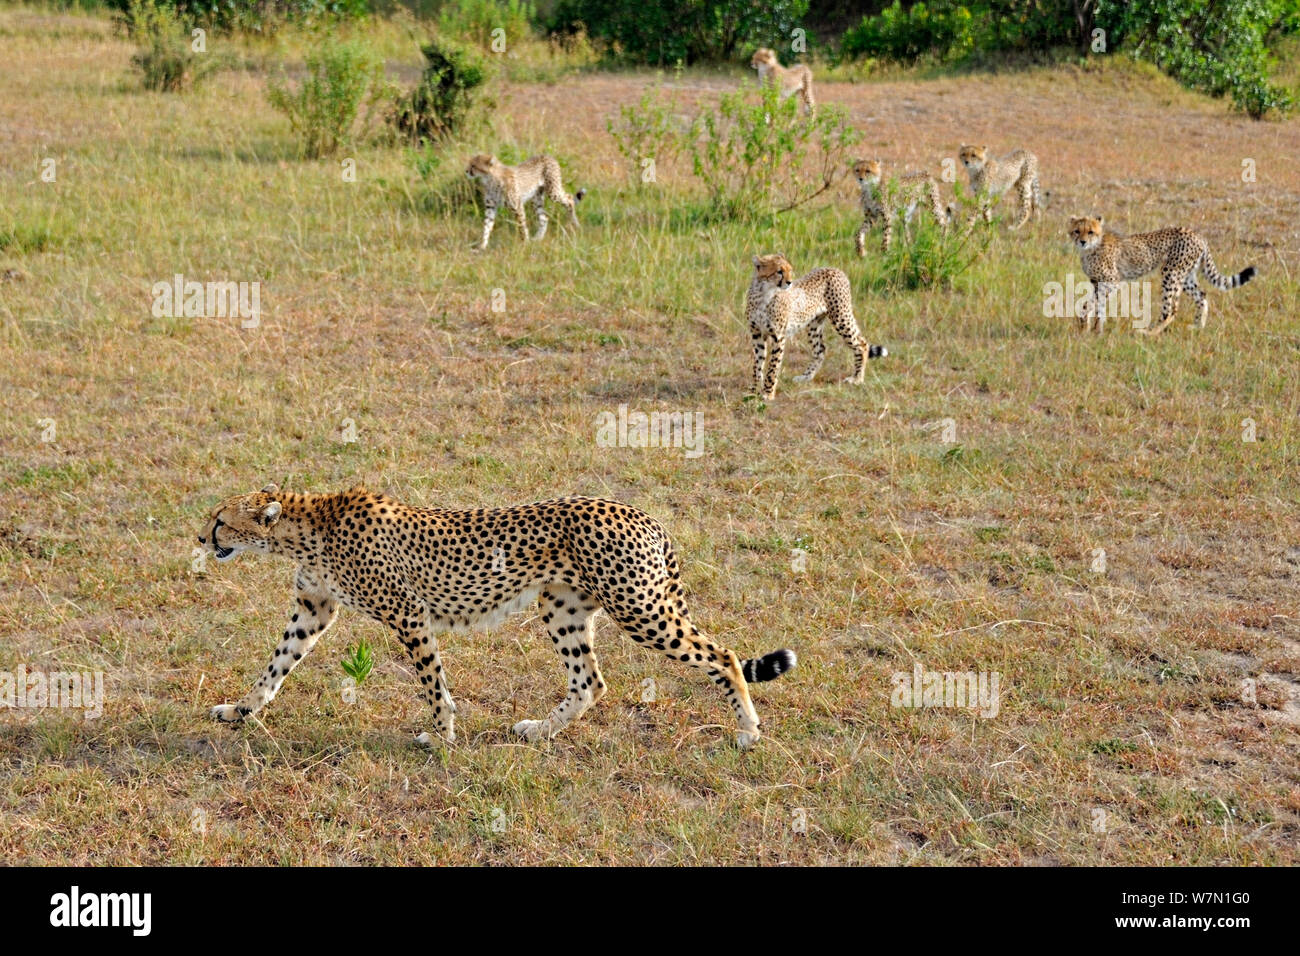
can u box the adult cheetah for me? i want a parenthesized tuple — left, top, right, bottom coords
(198, 484, 796, 749)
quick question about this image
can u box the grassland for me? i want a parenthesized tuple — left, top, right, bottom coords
(1, 5, 1298, 865)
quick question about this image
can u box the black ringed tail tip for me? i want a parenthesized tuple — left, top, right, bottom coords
(574, 188, 587, 202)
(742, 649, 797, 683)
(868, 344, 887, 359)
(1237, 266, 1257, 286)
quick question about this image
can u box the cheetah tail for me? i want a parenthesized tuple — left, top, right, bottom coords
(742, 649, 797, 683)
(868, 344, 888, 359)
(574, 188, 587, 202)
(1201, 250, 1257, 291)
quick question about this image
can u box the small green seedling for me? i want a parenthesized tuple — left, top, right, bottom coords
(341, 639, 376, 685)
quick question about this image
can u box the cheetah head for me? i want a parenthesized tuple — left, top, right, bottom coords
(853, 159, 883, 188)
(1068, 216, 1104, 251)
(465, 154, 498, 181)
(750, 48, 778, 70)
(958, 144, 987, 171)
(197, 483, 283, 563)
(752, 254, 795, 293)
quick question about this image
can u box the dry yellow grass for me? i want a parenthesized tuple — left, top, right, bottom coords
(1, 6, 1298, 865)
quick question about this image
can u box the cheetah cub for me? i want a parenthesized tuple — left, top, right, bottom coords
(746, 254, 886, 400)
(466, 153, 585, 250)
(750, 48, 815, 114)
(958, 145, 1041, 229)
(1068, 216, 1256, 335)
(853, 159, 952, 255)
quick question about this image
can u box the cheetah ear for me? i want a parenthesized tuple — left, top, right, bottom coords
(261, 500, 282, 523)
(1095, 215, 1103, 226)
(261, 482, 278, 494)
(753, 255, 762, 268)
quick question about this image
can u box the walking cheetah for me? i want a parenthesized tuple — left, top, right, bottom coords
(750, 48, 815, 114)
(198, 484, 796, 749)
(958, 145, 1041, 229)
(1068, 216, 1257, 335)
(466, 153, 585, 250)
(746, 254, 886, 400)
(853, 159, 952, 255)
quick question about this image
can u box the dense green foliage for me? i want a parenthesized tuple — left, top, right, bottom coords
(547, 0, 811, 64)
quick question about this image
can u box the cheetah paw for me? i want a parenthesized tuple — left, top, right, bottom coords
(736, 730, 761, 749)
(512, 719, 551, 742)
(793, 373, 815, 383)
(415, 729, 454, 748)
(210, 703, 246, 723)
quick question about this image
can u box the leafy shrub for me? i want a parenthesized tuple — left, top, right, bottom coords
(438, 0, 536, 50)
(1096, 0, 1295, 118)
(549, 0, 810, 65)
(840, 1, 976, 63)
(605, 75, 687, 186)
(612, 81, 861, 219)
(266, 35, 387, 157)
(391, 39, 489, 143)
(122, 0, 212, 91)
(872, 190, 993, 292)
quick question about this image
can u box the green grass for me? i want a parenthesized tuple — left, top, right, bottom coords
(0, 5, 1298, 866)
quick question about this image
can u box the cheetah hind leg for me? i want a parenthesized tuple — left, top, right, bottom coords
(1184, 271, 1209, 328)
(530, 194, 549, 241)
(604, 597, 795, 749)
(793, 317, 827, 383)
(512, 585, 606, 743)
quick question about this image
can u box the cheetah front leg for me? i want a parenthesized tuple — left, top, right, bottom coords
(393, 605, 457, 745)
(211, 582, 338, 724)
(793, 317, 827, 383)
(513, 586, 606, 743)
(761, 335, 787, 400)
(750, 329, 768, 395)
(478, 201, 497, 250)
(855, 217, 871, 258)
(1093, 280, 1112, 334)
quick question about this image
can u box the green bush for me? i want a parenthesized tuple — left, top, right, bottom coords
(1096, 0, 1295, 118)
(391, 39, 490, 143)
(605, 75, 687, 186)
(549, 0, 810, 65)
(612, 81, 861, 219)
(267, 36, 387, 157)
(438, 0, 536, 50)
(122, 0, 212, 92)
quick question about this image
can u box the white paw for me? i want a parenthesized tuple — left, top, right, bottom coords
(737, 730, 761, 750)
(792, 373, 813, 383)
(210, 703, 246, 723)
(512, 719, 549, 742)
(841, 375, 865, 385)
(415, 727, 454, 747)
